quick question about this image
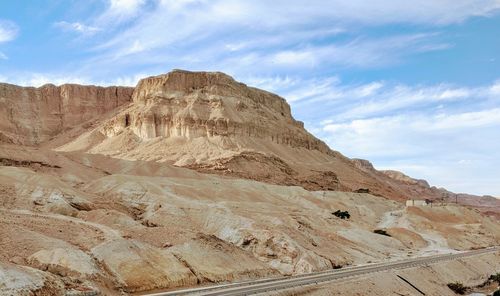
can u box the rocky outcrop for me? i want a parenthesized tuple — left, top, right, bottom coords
(0, 83, 133, 145)
(97, 70, 329, 153)
(27, 248, 98, 277)
(352, 158, 376, 172)
(91, 239, 197, 292)
(380, 170, 430, 188)
(2, 71, 497, 212)
(48, 71, 499, 210)
(0, 262, 65, 295)
(171, 234, 279, 282)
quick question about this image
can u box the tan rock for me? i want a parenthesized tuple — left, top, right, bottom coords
(27, 248, 98, 276)
(91, 239, 197, 292)
(0, 262, 65, 295)
(170, 234, 279, 283)
(0, 82, 133, 146)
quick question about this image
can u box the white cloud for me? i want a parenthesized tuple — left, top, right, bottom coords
(96, 0, 147, 25)
(278, 78, 497, 122)
(73, 0, 494, 75)
(293, 78, 500, 196)
(272, 51, 317, 66)
(490, 81, 500, 95)
(319, 109, 500, 195)
(110, 0, 145, 13)
(0, 20, 19, 43)
(54, 21, 101, 34)
(1, 71, 152, 87)
(246, 75, 500, 195)
(2, 73, 93, 87)
(0, 52, 7, 60)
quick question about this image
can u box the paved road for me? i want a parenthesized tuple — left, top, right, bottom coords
(143, 246, 499, 296)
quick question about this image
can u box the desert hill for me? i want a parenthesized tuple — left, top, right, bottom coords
(0, 70, 499, 295)
(1, 70, 498, 214)
(11, 69, 490, 214)
(0, 82, 133, 146)
(0, 144, 498, 294)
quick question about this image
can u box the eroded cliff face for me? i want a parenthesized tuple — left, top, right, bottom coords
(49, 71, 500, 209)
(1, 71, 499, 295)
(2, 70, 496, 210)
(100, 70, 329, 153)
(0, 83, 133, 145)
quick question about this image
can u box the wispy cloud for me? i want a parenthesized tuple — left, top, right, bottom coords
(242, 74, 500, 195)
(0, 71, 154, 87)
(319, 109, 500, 195)
(92, 0, 148, 28)
(19, 0, 495, 84)
(0, 20, 19, 43)
(54, 21, 101, 34)
(0, 52, 7, 60)
(280, 78, 500, 195)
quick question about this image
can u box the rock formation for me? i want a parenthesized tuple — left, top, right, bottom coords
(0, 82, 133, 145)
(45, 70, 497, 213)
(0, 70, 499, 295)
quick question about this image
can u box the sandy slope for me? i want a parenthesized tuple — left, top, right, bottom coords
(0, 144, 498, 295)
(0, 70, 499, 295)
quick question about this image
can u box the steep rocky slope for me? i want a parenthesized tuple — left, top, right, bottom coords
(0, 71, 499, 295)
(1, 70, 497, 212)
(0, 82, 133, 145)
(0, 145, 498, 295)
(50, 70, 499, 214)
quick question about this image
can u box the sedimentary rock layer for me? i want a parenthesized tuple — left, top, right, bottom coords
(0, 83, 133, 145)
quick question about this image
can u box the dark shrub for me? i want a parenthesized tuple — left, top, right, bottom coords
(493, 289, 500, 296)
(447, 282, 466, 294)
(332, 210, 350, 219)
(489, 273, 500, 285)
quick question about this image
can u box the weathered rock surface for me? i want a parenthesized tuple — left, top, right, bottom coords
(0, 147, 498, 295)
(91, 239, 197, 292)
(1, 71, 497, 215)
(0, 71, 499, 295)
(0, 262, 65, 296)
(27, 248, 98, 277)
(170, 234, 279, 283)
(0, 82, 133, 145)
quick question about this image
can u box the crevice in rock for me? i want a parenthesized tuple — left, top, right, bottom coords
(172, 253, 204, 285)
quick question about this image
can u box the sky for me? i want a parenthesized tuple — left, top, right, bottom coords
(0, 0, 499, 196)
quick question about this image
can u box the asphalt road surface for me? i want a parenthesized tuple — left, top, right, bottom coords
(143, 246, 499, 296)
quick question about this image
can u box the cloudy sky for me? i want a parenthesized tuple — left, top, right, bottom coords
(1, 0, 499, 196)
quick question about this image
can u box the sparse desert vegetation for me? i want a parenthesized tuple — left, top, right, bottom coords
(332, 210, 351, 219)
(447, 282, 467, 294)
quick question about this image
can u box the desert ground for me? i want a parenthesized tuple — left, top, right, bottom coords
(0, 70, 498, 295)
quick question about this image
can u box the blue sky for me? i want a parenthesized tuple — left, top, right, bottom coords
(1, 0, 499, 196)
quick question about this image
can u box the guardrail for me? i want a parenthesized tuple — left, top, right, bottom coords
(142, 246, 499, 296)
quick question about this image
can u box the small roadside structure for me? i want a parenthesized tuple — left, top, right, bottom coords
(405, 199, 430, 207)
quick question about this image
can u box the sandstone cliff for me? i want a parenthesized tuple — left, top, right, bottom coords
(43, 70, 497, 210)
(0, 83, 133, 145)
(99, 70, 330, 153)
(1, 70, 497, 210)
(1, 71, 499, 295)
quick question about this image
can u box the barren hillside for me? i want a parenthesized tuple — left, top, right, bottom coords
(0, 70, 498, 295)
